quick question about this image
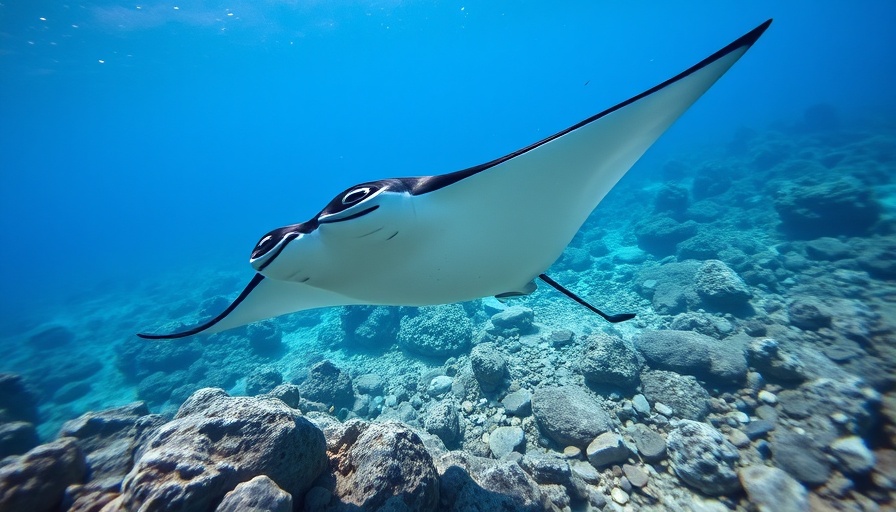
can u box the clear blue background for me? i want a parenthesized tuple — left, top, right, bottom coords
(1, 1, 894, 326)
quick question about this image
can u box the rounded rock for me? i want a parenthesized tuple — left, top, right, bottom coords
(586, 432, 629, 467)
(532, 386, 616, 448)
(489, 426, 525, 459)
(667, 420, 741, 496)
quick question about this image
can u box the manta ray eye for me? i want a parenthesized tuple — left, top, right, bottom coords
(342, 187, 372, 205)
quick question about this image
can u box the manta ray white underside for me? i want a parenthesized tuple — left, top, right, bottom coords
(139, 20, 771, 339)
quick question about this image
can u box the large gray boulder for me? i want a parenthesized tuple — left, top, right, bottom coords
(119, 388, 327, 512)
(637, 330, 747, 384)
(325, 420, 439, 511)
(532, 386, 615, 448)
(667, 420, 740, 496)
(578, 333, 640, 389)
(0, 437, 87, 512)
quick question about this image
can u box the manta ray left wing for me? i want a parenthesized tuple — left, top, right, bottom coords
(137, 274, 360, 339)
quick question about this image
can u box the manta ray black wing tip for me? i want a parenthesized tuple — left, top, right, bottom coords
(538, 274, 636, 324)
(137, 273, 267, 340)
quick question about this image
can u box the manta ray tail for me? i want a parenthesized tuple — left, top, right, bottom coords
(538, 273, 635, 323)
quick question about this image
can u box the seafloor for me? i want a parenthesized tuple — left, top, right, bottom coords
(1, 106, 895, 511)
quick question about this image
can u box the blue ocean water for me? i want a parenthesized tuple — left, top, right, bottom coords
(1, 1, 895, 509)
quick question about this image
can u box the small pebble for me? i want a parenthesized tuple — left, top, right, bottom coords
(620, 476, 632, 492)
(461, 401, 474, 414)
(758, 390, 777, 404)
(727, 429, 751, 448)
(632, 394, 650, 415)
(654, 402, 673, 417)
(622, 464, 649, 487)
(732, 411, 750, 424)
(830, 412, 849, 425)
(611, 487, 630, 505)
(563, 446, 582, 459)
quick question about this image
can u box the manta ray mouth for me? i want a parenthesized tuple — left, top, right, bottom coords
(319, 205, 379, 224)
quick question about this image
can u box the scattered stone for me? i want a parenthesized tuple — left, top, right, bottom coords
(578, 333, 641, 389)
(520, 455, 572, 487)
(299, 360, 354, 409)
(655, 402, 674, 417)
(747, 338, 808, 382)
(586, 432, 629, 467)
(728, 429, 751, 448)
(489, 426, 525, 459)
(770, 431, 831, 486)
(119, 389, 327, 511)
(488, 306, 535, 336)
(265, 384, 301, 409)
(694, 259, 752, 310)
(632, 394, 650, 415)
(562, 446, 581, 459)
(0, 437, 86, 512)
(637, 330, 747, 384)
(570, 460, 600, 483)
(641, 370, 711, 420)
(628, 423, 667, 462)
(532, 386, 615, 448)
(755, 405, 778, 423)
(354, 374, 386, 396)
(423, 400, 461, 446)
(215, 475, 292, 512)
(427, 375, 453, 396)
(547, 330, 574, 348)
(398, 304, 473, 357)
(667, 420, 741, 496)
(743, 419, 775, 440)
(739, 465, 808, 512)
(758, 390, 778, 404)
(622, 464, 649, 488)
(470, 343, 507, 392)
(830, 436, 875, 474)
(611, 487, 630, 505)
(501, 389, 532, 417)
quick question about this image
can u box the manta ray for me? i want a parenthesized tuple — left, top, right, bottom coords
(139, 20, 771, 340)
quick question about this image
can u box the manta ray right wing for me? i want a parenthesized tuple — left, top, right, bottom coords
(137, 274, 360, 339)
